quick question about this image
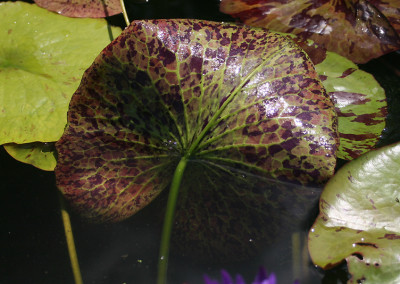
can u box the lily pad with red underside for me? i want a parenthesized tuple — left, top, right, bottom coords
(281, 33, 387, 160)
(220, 0, 400, 64)
(308, 141, 400, 284)
(54, 19, 338, 229)
(34, 0, 122, 18)
(369, 0, 400, 34)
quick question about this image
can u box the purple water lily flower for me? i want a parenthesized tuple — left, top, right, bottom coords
(203, 267, 300, 284)
(203, 267, 281, 284)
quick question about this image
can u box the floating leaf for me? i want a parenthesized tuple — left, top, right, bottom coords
(54, 19, 338, 223)
(0, 1, 121, 145)
(33, 0, 122, 18)
(309, 142, 400, 284)
(369, 0, 400, 34)
(220, 0, 400, 63)
(316, 52, 387, 160)
(3, 143, 57, 171)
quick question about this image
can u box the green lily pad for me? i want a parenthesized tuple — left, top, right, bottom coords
(3, 143, 57, 171)
(309, 141, 400, 284)
(316, 52, 387, 160)
(55, 19, 338, 223)
(34, 0, 122, 18)
(220, 0, 400, 63)
(0, 1, 121, 145)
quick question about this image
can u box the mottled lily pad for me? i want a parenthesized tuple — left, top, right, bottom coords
(0, 1, 121, 145)
(316, 52, 387, 160)
(34, 0, 122, 18)
(309, 141, 400, 284)
(220, 0, 400, 63)
(55, 19, 338, 223)
(4, 143, 56, 171)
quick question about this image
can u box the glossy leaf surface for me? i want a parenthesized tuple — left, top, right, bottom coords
(309, 142, 400, 283)
(0, 2, 121, 145)
(369, 0, 400, 34)
(34, 0, 122, 18)
(55, 19, 338, 222)
(4, 143, 56, 171)
(220, 0, 400, 63)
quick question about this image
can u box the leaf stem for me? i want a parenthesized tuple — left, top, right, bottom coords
(157, 156, 188, 284)
(119, 0, 130, 27)
(59, 193, 84, 284)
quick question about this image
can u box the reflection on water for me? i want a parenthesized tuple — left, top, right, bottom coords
(72, 159, 330, 283)
(1, 145, 350, 283)
(173, 159, 321, 261)
(169, 159, 323, 283)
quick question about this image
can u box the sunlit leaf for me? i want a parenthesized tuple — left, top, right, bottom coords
(220, 0, 400, 63)
(55, 19, 338, 223)
(34, 0, 122, 18)
(309, 141, 400, 284)
(316, 52, 387, 160)
(0, 1, 121, 145)
(3, 143, 56, 171)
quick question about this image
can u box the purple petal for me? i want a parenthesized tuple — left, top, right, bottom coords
(254, 267, 268, 282)
(203, 274, 220, 284)
(252, 269, 276, 284)
(221, 270, 234, 284)
(266, 273, 276, 284)
(235, 274, 246, 284)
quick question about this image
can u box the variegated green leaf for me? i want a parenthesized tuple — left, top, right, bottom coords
(316, 52, 387, 160)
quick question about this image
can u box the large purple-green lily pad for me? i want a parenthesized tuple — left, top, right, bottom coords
(309, 141, 400, 283)
(55, 19, 338, 224)
(220, 0, 400, 63)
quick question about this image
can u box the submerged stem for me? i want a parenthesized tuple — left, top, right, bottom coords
(119, 0, 130, 27)
(157, 156, 188, 284)
(59, 193, 83, 284)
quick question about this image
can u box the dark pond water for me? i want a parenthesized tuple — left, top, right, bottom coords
(0, 145, 346, 284)
(2, 0, 400, 283)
